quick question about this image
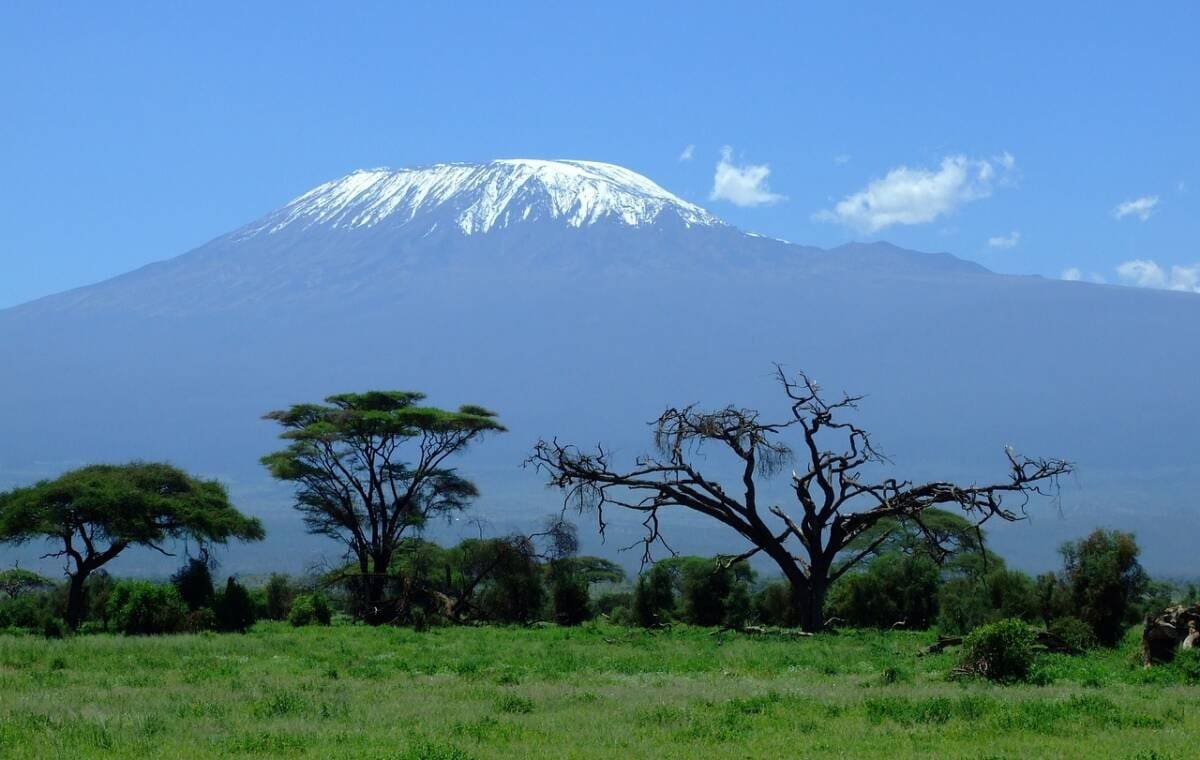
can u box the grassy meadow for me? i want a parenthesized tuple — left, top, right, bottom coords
(0, 622, 1196, 759)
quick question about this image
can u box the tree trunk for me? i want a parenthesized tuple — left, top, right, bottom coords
(354, 553, 374, 620)
(65, 573, 88, 631)
(361, 552, 392, 625)
(792, 578, 828, 633)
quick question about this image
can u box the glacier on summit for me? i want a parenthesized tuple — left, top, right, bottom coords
(239, 159, 722, 238)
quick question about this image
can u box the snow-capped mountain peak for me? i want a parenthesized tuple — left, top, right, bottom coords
(241, 159, 723, 238)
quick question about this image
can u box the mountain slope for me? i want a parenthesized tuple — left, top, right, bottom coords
(6, 160, 983, 319)
(1, 159, 1197, 577)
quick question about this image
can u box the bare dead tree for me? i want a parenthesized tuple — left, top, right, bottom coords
(529, 368, 1071, 632)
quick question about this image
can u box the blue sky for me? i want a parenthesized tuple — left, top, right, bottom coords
(1, 2, 1197, 307)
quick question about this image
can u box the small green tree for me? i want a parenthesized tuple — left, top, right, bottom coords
(172, 557, 215, 612)
(550, 571, 592, 626)
(106, 581, 188, 635)
(85, 571, 117, 629)
(593, 591, 634, 621)
(476, 542, 545, 624)
(0, 593, 58, 631)
(264, 574, 294, 620)
(936, 566, 1038, 635)
(0, 463, 264, 629)
(827, 552, 940, 629)
(722, 582, 753, 629)
(753, 581, 795, 627)
(262, 392, 504, 623)
(633, 564, 674, 627)
(289, 592, 333, 626)
(1060, 529, 1148, 646)
(214, 577, 256, 632)
(1034, 571, 1073, 627)
(654, 556, 754, 627)
(0, 569, 54, 599)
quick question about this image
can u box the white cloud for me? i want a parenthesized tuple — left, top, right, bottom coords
(1112, 196, 1159, 221)
(678, 144, 695, 162)
(814, 153, 1014, 232)
(1062, 267, 1107, 284)
(1117, 259, 1166, 288)
(987, 230, 1021, 249)
(833, 154, 851, 165)
(709, 147, 784, 207)
(1116, 259, 1200, 292)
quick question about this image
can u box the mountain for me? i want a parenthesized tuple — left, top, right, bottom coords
(244, 159, 723, 235)
(2, 159, 1198, 577)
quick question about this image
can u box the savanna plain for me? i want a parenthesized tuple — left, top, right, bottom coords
(1, 622, 1196, 759)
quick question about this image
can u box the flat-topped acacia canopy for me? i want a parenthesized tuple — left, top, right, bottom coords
(261, 390, 504, 624)
(0, 462, 264, 629)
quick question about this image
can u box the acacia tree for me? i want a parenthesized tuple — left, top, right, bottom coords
(0, 463, 264, 629)
(261, 391, 504, 623)
(531, 369, 1071, 631)
(0, 568, 53, 599)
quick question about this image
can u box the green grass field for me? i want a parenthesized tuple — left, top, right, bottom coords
(0, 622, 1195, 759)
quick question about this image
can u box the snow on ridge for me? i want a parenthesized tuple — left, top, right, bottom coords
(239, 159, 723, 238)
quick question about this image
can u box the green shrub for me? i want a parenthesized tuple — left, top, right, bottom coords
(678, 560, 737, 626)
(1049, 616, 1098, 651)
(632, 564, 674, 627)
(183, 608, 217, 632)
(828, 552, 940, 629)
(753, 582, 795, 627)
(651, 556, 754, 627)
(477, 551, 545, 624)
(0, 594, 56, 631)
(551, 573, 591, 627)
(85, 571, 117, 628)
(214, 577, 256, 633)
(171, 558, 215, 612)
(593, 591, 632, 619)
(41, 616, 67, 639)
(106, 581, 188, 635)
(722, 583, 753, 630)
(960, 618, 1036, 682)
(264, 574, 293, 620)
(937, 567, 1038, 635)
(289, 592, 332, 626)
(1170, 648, 1200, 685)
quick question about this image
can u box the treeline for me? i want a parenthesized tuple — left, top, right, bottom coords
(1, 515, 1192, 654)
(823, 519, 1192, 649)
(0, 375, 1192, 651)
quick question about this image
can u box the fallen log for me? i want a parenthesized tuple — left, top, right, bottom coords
(919, 635, 963, 656)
